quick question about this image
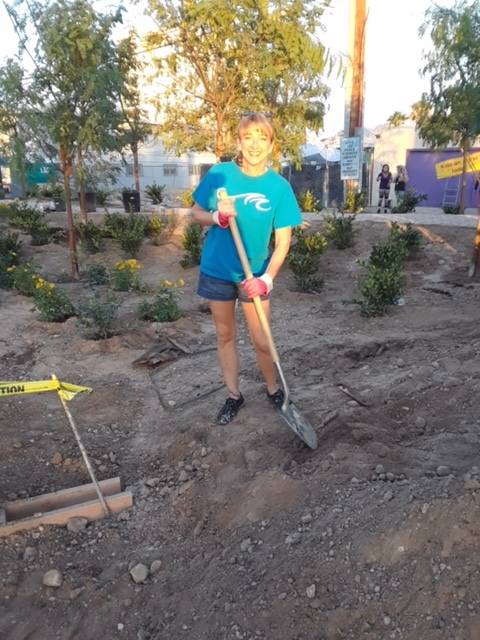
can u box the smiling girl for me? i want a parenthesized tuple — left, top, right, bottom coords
(191, 113, 302, 425)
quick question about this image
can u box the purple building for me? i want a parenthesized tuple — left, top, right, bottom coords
(406, 148, 480, 208)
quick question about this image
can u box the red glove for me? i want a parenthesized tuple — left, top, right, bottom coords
(241, 274, 273, 298)
(212, 210, 231, 228)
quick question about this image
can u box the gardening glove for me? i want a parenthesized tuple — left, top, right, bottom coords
(213, 188, 237, 228)
(241, 274, 273, 298)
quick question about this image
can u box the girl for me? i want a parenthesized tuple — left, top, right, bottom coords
(394, 165, 408, 206)
(376, 164, 392, 212)
(191, 113, 302, 425)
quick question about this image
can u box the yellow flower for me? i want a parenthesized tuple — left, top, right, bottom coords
(162, 279, 173, 287)
(6, 266, 15, 272)
(176, 278, 185, 287)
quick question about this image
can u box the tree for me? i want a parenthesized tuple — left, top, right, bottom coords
(145, 0, 330, 163)
(117, 30, 152, 198)
(0, 60, 29, 197)
(387, 111, 408, 128)
(9, 0, 124, 276)
(414, 1, 480, 214)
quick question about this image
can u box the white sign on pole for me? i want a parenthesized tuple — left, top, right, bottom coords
(340, 137, 361, 180)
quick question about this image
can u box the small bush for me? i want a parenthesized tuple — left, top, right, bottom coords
(76, 219, 104, 253)
(343, 190, 365, 213)
(180, 189, 194, 207)
(9, 203, 49, 244)
(32, 278, 75, 322)
(324, 212, 355, 249)
(391, 190, 427, 213)
(368, 239, 407, 270)
(76, 295, 119, 339)
(389, 222, 423, 254)
(180, 221, 203, 268)
(40, 184, 64, 199)
(12, 263, 40, 296)
(103, 211, 126, 237)
(138, 283, 182, 322)
(0, 232, 22, 288)
(111, 213, 149, 256)
(148, 215, 167, 245)
(111, 259, 143, 291)
(359, 264, 403, 317)
(29, 221, 50, 246)
(288, 229, 327, 292)
(298, 189, 321, 213)
(443, 205, 461, 215)
(95, 189, 110, 206)
(85, 263, 109, 286)
(145, 182, 166, 205)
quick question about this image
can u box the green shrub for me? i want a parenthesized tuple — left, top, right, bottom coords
(391, 190, 427, 213)
(443, 205, 461, 215)
(145, 182, 166, 205)
(180, 221, 203, 268)
(389, 222, 423, 253)
(138, 284, 182, 322)
(40, 183, 64, 199)
(32, 278, 75, 322)
(288, 229, 327, 292)
(103, 211, 126, 237)
(0, 232, 22, 288)
(76, 219, 104, 253)
(324, 212, 355, 249)
(110, 213, 149, 256)
(9, 203, 45, 232)
(298, 189, 321, 213)
(12, 263, 40, 297)
(359, 264, 403, 317)
(147, 214, 167, 245)
(180, 189, 194, 207)
(111, 259, 143, 291)
(95, 189, 110, 206)
(29, 220, 50, 246)
(76, 295, 119, 339)
(85, 263, 109, 286)
(368, 239, 407, 270)
(343, 190, 365, 213)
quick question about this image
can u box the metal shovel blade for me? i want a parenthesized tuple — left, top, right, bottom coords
(279, 401, 318, 450)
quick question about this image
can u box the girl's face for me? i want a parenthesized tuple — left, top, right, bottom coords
(238, 124, 273, 172)
(382, 164, 390, 172)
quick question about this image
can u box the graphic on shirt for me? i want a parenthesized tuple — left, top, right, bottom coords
(217, 189, 271, 212)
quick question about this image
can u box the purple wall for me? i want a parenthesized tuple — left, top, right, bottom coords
(406, 148, 479, 208)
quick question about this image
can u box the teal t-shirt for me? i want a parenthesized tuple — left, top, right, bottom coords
(193, 161, 302, 282)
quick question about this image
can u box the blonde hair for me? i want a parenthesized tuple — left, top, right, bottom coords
(236, 113, 274, 166)
(238, 113, 274, 142)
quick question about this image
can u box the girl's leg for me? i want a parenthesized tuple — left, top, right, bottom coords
(210, 300, 240, 398)
(241, 299, 278, 394)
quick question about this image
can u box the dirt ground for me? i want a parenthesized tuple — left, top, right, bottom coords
(2, 215, 480, 640)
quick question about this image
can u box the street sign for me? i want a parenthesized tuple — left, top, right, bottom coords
(341, 137, 361, 180)
(435, 151, 480, 180)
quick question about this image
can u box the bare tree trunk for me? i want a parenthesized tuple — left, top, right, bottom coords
(132, 141, 141, 195)
(60, 145, 79, 280)
(77, 145, 88, 222)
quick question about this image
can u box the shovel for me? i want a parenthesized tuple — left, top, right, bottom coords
(228, 215, 318, 450)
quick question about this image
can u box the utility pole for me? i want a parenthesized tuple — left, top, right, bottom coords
(343, 0, 367, 195)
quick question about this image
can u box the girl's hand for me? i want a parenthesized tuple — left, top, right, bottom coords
(213, 189, 237, 227)
(241, 274, 273, 298)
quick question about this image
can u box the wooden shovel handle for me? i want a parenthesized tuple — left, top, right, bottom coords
(229, 217, 280, 364)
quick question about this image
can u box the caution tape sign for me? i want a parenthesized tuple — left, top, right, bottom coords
(0, 376, 91, 401)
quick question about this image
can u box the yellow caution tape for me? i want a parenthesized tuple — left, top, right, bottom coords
(0, 375, 92, 401)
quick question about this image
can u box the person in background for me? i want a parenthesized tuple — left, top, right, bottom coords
(191, 113, 302, 426)
(394, 165, 408, 207)
(376, 164, 392, 213)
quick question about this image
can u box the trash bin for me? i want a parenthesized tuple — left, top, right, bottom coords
(122, 189, 141, 213)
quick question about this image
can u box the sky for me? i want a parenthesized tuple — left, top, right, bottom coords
(0, 0, 457, 138)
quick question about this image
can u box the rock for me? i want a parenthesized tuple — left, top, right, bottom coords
(145, 478, 160, 488)
(178, 470, 189, 483)
(383, 490, 394, 502)
(415, 416, 426, 429)
(130, 563, 149, 584)
(200, 447, 208, 458)
(150, 560, 162, 575)
(23, 546, 37, 562)
(375, 464, 385, 475)
(240, 538, 252, 552)
(384, 616, 392, 626)
(396, 359, 405, 368)
(306, 584, 316, 599)
(51, 452, 63, 465)
(386, 472, 395, 482)
(278, 592, 287, 600)
(285, 532, 302, 546)
(436, 465, 451, 477)
(66, 517, 88, 533)
(464, 478, 480, 491)
(43, 569, 63, 588)
(301, 513, 313, 524)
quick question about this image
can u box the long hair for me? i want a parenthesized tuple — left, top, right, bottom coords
(236, 113, 275, 166)
(397, 165, 408, 181)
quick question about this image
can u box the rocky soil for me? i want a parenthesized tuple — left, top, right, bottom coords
(1, 217, 480, 640)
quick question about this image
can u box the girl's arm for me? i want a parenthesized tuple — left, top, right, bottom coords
(191, 203, 215, 227)
(264, 227, 292, 280)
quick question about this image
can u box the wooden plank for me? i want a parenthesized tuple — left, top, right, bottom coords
(0, 491, 132, 537)
(4, 477, 121, 521)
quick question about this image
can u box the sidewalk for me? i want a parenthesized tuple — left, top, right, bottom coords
(303, 207, 479, 228)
